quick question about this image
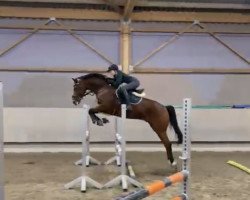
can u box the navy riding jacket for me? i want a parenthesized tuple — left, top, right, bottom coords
(107, 70, 137, 89)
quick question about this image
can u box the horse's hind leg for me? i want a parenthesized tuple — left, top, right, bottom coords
(158, 131, 176, 167)
(149, 121, 176, 168)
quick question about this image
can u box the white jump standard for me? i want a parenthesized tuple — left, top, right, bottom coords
(64, 104, 102, 192)
(116, 98, 192, 200)
(105, 115, 136, 178)
(180, 98, 191, 199)
(105, 117, 122, 166)
(74, 107, 101, 167)
(103, 104, 143, 191)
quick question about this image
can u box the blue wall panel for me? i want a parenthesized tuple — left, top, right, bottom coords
(0, 30, 119, 68)
(132, 33, 250, 68)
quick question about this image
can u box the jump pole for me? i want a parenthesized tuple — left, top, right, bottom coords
(0, 82, 4, 200)
(103, 104, 143, 191)
(116, 98, 192, 199)
(227, 160, 250, 174)
(115, 171, 189, 200)
(64, 104, 102, 192)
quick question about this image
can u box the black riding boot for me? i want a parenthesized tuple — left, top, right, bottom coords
(121, 86, 132, 110)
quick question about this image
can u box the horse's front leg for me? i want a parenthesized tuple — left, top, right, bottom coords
(89, 105, 109, 126)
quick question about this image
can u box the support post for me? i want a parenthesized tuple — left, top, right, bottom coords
(120, 21, 131, 74)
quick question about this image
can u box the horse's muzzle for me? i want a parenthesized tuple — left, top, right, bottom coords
(72, 96, 81, 105)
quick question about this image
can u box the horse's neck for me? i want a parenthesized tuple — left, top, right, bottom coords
(87, 79, 109, 94)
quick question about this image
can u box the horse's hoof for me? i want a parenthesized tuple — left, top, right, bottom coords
(171, 161, 177, 167)
(102, 118, 109, 124)
(97, 120, 104, 126)
(169, 160, 178, 171)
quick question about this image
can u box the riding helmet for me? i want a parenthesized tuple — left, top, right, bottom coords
(107, 64, 119, 72)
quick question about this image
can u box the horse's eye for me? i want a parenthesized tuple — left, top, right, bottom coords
(74, 83, 80, 89)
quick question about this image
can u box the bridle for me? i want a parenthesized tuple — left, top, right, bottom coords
(83, 90, 94, 97)
(73, 77, 109, 102)
(73, 84, 94, 104)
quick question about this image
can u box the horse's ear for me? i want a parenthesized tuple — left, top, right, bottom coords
(72, 78, 78, 84)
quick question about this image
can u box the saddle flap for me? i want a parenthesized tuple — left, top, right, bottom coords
(116, 87, 142, 105)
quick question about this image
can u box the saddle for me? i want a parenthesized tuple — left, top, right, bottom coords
(115, 86, 144, 105)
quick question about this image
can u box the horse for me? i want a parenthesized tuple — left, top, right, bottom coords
(72, 73, 183, 167)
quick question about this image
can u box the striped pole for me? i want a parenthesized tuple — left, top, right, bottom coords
(171, 194, 187, 200)
(116, 170, 189, 200)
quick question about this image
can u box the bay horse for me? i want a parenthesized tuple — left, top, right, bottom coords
(72, 73, 183, 167)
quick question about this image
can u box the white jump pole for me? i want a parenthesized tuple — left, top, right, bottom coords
(65, 104, 102, 192)
(103, 104, 142, 191)
(0, 82, 4, 200)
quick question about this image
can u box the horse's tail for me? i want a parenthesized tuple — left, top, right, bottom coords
(166, 105, 183, 144)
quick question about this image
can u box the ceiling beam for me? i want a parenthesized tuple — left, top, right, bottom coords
(0, 0, 249, 10)
(1, 67, 250, 74)
(133, 68, 250, 75)
(123, 0, 136, 21)
(0, 6, 120, 20)
(0, 0, 124, 14)
(0, 0, 107, 3)
(131, 11, 250, 23)
(136, 1, 250, 10)
(0, 24, 250, 34)
(1, 24, 249, 34)
(0, 6, 249, 23)
(0, 24, 119, 32)
(101, 0, 123, 14)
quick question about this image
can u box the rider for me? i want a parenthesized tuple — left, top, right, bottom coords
(107, 64, 140, 110)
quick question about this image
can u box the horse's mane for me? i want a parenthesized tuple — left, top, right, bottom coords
(78, 73, 108, 83)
